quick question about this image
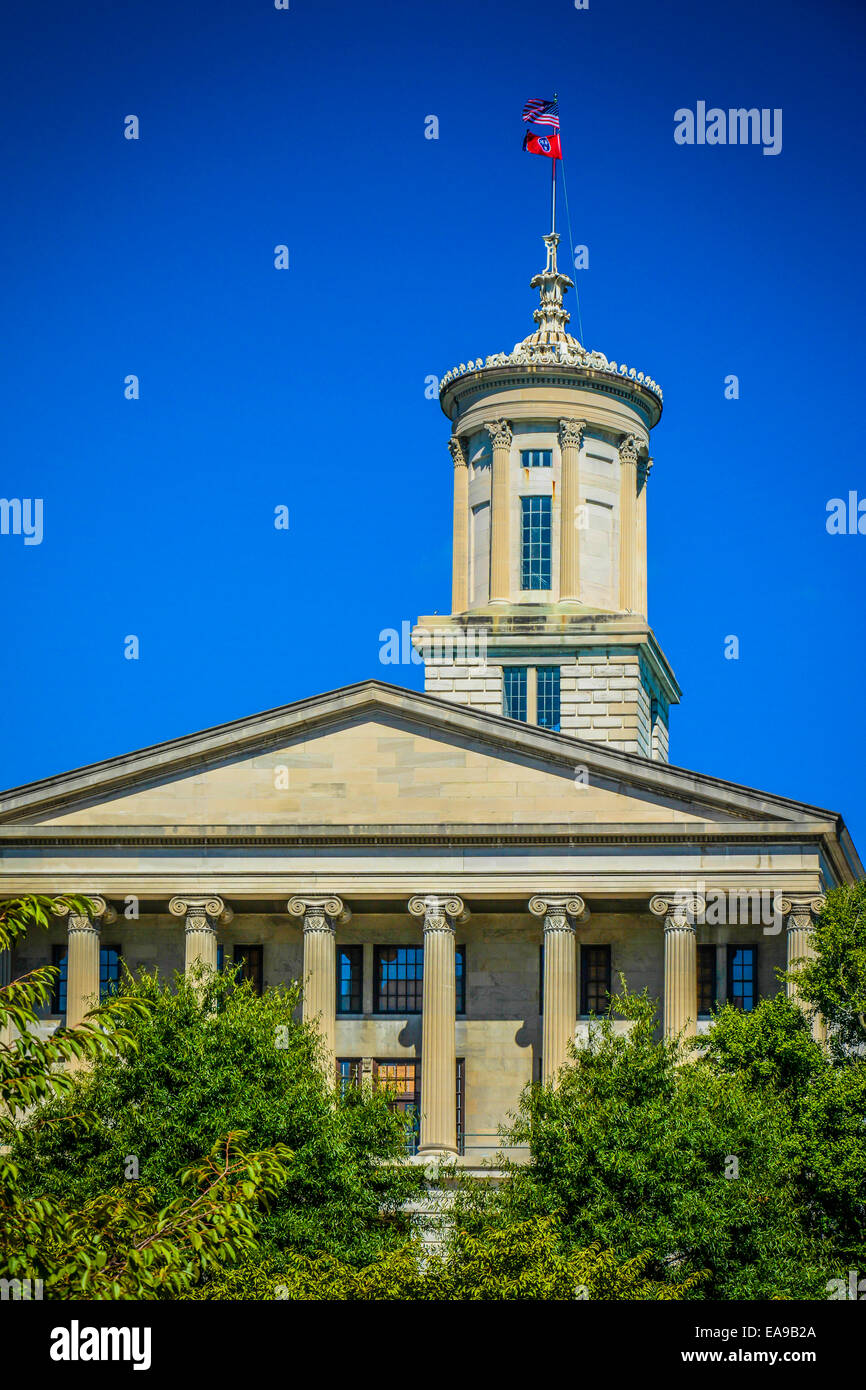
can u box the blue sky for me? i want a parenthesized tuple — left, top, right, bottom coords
(1, 0, 864, 847)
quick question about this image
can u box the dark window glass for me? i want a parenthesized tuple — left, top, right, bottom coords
(503, 667, 528, 722)
(373, 946, 465, 1015)
(456, 945, 466, 1015)
(233, 945, 264, 995)
(374, 946, 424, 1013)
(697, 945, 716, 1016)
(52, 944, 122, 1015)
(537, 666, 561, 732)
(216, 944, 224, 972)
(520, 495, 552, 590)
(51, 943, 67, 1015)
(539, 943, 544, 1014)
(337, 945, 363, 1013)
(580, 944, 611, 1016)
(336, 1058, 362, 1097)
(728, 946, 757, 1012)
(521, 449, 552, 468)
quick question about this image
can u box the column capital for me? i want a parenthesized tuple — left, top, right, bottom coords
(447, 435, 467, 469)
(287, 895, 351, 929)
(169, 896, 233, 927)
(54, 896, 117, 928)
(484, 418, 512, 450)
(529, 895, 589, 927)
(408, 895, 469, 929)
(558, 418, 586, 449)
(774, 895, 825, 931)
(618, 433, 641, 466)
(649, 894, 705, 930)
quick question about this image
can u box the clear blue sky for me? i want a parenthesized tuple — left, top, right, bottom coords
(1, 0, 864, 847)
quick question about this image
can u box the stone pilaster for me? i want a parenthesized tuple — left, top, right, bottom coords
(558, 420, 585, 604)
(169, 897, 232, 991)
(54, 896, 116, 1029)
(650, 894, 703, 1041)
(288, 896, 351, 1079)
(618, 434, 640, 613)
(775, 895, 827, 1043)
(449, 436, 469, 614)
(529, 895, 588, 1083)
(409, 894, 468, 1156)
(485, 419, 512, 604)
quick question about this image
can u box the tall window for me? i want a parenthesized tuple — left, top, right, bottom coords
(727, 946, 757, 1012)
(373, 945, 466, 1015)
(503, 667, 527, 722)
(520, 495, 552, 590)
(521, 449, 552, 468)
(580, 945, 611, 1016)
(337, 945, 363, 1013)
(233, 945, 264, 995)
(536, 666, 561, 732)
(697, 945, 716, 1016)
(52, 944, 121, 1016)
(338, 1060, 465, 1156)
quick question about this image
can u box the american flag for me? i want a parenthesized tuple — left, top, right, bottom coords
(522, 97, 559, 130)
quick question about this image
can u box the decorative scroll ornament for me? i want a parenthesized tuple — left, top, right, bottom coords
(528, 895, 589, 927)
(408, 895, 469, 930)
(287, 896, 351, 929)
(773, 896, 826, 930)
(484, 419, 512, 450)
(447, 436, 467, 469)
(169, 896, 232, 928)
(649, 894, 706, 928)
(618, 434, 640, 467)
(54, 895, 117, 929)
(558, 419, 586, 450)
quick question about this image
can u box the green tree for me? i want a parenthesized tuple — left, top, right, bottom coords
(12, 960, 423, 1269)
(0, 896, 292, 1299)
(470, 988, 848, 1299)
(787, 882, 866, 1055)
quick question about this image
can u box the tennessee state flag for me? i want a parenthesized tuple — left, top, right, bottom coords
(523, 130, 561, 160)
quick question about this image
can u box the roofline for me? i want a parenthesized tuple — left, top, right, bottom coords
(0, 679, 858, 860)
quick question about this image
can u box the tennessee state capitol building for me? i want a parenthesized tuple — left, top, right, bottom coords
(0, 233, 860, 1161)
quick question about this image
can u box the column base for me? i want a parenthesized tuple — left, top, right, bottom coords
(415, 1145, 459, 1161)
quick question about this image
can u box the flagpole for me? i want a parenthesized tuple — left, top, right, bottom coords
(551, 91, 558, 236)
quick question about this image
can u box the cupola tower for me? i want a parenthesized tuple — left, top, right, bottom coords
(413, 233, 680, 760)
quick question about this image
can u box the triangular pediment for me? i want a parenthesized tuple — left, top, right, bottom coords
(0, 681, 841, 831)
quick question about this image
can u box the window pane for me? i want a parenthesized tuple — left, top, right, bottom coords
(503, 667, 527, 722)
(580, 945, 611, 1015)
(456, 945, 466, 1015)
(521, 495, 552, 589)
(337, 945, 363, 1013)
(537, 666, 560, 732)
(52, 944, 67, 1015)
(374, 946, 424, 1013)
(697, 945, 716, 1015)
(336, 1058, 362, 1097)
(728, 946, 756, 1012)
(521, 449, 552, 468)
(233, 945, 264, 996)
(100, 947, 122, 1001)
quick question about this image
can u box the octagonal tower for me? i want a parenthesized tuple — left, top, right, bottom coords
(413, 232, 680, 760)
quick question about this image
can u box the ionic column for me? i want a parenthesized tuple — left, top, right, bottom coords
(530, 895, 587, 1084)
(618, 434, 640, 612)
(485, 419, 512, 604)
(635, 457, 652, 618)
(55, 896, 116, 1029)
(776, 895, 827, 1043)
(558, 420, 586, 604)
(449, 436, 469, 613)
(169, 896, 232, 989)
(288, 896, 351, 1079)
(409, 894, 468, 1156)
(650, 895, 703, 1040)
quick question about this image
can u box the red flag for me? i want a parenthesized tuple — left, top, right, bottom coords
(523, 130, 561, 160)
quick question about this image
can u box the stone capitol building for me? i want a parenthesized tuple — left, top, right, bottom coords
(0, 233, 860, 1163)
